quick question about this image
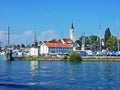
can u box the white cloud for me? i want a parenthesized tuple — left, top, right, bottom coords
(0, 30, 5, 38)
(0, 30, 6, 45)
(10, 30, 34, 45)
(23, 30, 33, 36)
(39, 29, 55, 41)
(0, 29, 59, 46)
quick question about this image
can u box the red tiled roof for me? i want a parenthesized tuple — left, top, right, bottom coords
(45, 42, 73, 48)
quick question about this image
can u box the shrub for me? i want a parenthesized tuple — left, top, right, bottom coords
(69, 51, 82, 62)
(61, 56, 68, 61)
(64, 56, 68, 59)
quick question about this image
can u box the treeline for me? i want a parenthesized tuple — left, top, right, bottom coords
(76, 27, 118, 51)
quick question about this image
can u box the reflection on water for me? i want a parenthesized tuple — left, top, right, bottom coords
(30, 61, 39, 77)
(0, 57, 120, 90)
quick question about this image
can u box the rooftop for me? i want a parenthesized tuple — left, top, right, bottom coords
(45, 42, 73, 48)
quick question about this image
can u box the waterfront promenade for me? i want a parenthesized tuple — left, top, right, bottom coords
(11, 56, 120, 62)
(82, 56, 120, 61)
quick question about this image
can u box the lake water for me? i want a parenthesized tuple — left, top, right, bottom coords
(0, 56, 120, 90)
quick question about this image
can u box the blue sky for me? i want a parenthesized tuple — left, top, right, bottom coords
(0, 0, 120, 46)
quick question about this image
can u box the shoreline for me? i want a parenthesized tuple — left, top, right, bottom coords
(82, 56, 120, 62)
(11, 56, 120, 62)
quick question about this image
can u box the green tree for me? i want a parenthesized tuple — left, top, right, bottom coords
(76, 35, 100, 50)
(76, 40, 81, 49)
(75, 36, 83, 49)
(106, 35, 117, 51)
(88, 35, 100, 51)
(76, 36, 90, 50)
(69, 51, 82, 62)
(89, 35, 99, 45)
(104, 27, 111, 48)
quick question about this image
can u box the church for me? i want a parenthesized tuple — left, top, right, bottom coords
(39, 23, 77, 55)
(30, 23, 78, 56)
(59, 23, 77, 51)
(58, 23, 75, 43)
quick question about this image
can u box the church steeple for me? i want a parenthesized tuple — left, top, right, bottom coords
(70, 22, 75, 42)
(71, 22, 74, 29)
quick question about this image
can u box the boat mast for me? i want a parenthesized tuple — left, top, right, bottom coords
(99, 22, 101, 51)
(116, 20, 119, 51)
(8, 26, 10, 47)
(5, 26, 12, 61)
(81, 32, 85, 51)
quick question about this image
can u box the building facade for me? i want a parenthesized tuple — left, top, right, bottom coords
(40, 42, 73, 55)
(30, 47, 39, 56)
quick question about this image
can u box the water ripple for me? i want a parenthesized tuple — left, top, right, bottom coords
(0, 59, 120, 90)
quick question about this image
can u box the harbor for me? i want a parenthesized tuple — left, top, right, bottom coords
(2, 24, 120, 62)
(1, 0, 120, 90)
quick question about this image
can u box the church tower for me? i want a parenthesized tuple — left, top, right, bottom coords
(70, 23, 75, 42)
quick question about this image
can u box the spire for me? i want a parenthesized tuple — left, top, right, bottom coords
(71, 22, 74, 29)
(34, 32, 37, 42)
(34, 32, 38, 46)
(70, 22, 75, 42)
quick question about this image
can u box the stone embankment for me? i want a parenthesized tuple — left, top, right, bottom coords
(82, 56, 120, 62)
(12, 56, 120, 62)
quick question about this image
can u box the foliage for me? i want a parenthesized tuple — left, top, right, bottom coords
(89, 35, 99, 45)
(76, 35, 100, 50)
(76, 36, 90, 50)
(89, 35, 100, 51)
(69, 51, 82, 62)
(64, 56, 68, 60)
(106, 35, 118, 51)
(75, 40, 81, 49)
(104, 27, 111, 48)
(62, 56, 68, 61)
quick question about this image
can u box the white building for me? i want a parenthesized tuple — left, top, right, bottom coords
(40, 43, 49, 54)
(30, 47, 39, 56)
(40, 42, 73, 55)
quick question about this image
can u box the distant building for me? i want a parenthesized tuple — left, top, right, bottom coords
(29, 33, 40, 56)
(40, 42, 73, 55)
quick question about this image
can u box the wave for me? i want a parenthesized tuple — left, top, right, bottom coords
(0, 82, 46, 90)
